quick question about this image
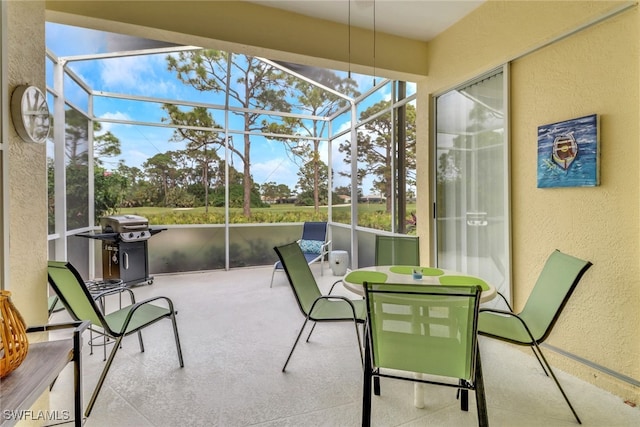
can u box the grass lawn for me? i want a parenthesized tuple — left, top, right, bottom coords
(118, 203, 416, 230)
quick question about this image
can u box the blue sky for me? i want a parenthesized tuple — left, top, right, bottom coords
(45, 22, 409, 194)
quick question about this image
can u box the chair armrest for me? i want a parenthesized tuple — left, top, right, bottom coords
(115, 296, 176, 334)
(485, 291, 513, 312)
(328, 279, 343, 295)
(478, 308, 537, 342)
(91, 287, 137, 304)
(308, 294, 363, 323)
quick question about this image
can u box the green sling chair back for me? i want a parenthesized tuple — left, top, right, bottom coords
(374, 235, 420, 266)
(362, 282, 488, 427)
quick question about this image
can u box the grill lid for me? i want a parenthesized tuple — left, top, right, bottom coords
(100, 214, 149, 233)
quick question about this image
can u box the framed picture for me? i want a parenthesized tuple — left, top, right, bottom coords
(537, 114, 599, 188)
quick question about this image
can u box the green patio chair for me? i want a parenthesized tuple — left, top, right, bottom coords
(375, 235, 420, 266)
(47, 261, 184, 417)
(478, 249, 592, 424)
(273, 242, 365, 372)
(362, 282, 487, 427)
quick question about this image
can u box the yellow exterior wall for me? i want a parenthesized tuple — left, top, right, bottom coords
(5, 1, 48, 326)
(45, 0, 427, 81)
(4, 1, 49, 423)
(419, 0, 639, 401)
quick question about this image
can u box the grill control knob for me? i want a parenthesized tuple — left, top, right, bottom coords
(141, 231, 146, 237)
(129, 232, 134, 238)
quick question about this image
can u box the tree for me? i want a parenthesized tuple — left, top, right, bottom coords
(143, 152, 179, 206)
(339, 101, 416, 213)
(94, 127, 121, 164)
(296, 159, 330, 206)
(161, 105, 223, 213)
(260, 181, 291, 203)
(266, 70, 359, 212)
(116, 163, 147, 207)
(94, 166, 128, 217)
(62, 110, 125, 227)
(166, 50, 294, 217)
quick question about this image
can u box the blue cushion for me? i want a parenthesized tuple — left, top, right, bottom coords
(299, 239, 323, 254)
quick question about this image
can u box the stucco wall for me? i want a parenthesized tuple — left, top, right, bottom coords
(5, 0, 49, 423)
(418, 0, 639, 401)
(6, 0, 48, 326)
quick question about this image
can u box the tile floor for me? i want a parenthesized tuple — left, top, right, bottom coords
(46, 264, 639, 426)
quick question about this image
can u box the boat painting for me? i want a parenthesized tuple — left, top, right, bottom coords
(537, 114, 599, 188)
(552, 134, 578, 170)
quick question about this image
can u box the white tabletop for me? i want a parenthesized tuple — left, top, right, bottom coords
(342, 265, 496, 303)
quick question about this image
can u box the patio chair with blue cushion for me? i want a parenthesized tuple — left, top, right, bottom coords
(270, 221, 331, 287)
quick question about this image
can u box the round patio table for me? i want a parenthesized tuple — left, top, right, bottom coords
(342, 265, 496, 303)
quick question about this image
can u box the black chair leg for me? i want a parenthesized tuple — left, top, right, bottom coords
(137, 330, 145, 352)
(530, 344, 549, 376)
(460, 387, 469, 411)
(282, 317, 310, 372)
(456, 381, 469, 411)
(475, 349, 489, 427)
(85, 335, 123, 417)
(171, 312, 184, 367)
(373, 377, 381, 396)
(306, 322, 317, 342)
(534, 342, 581, 424)
(362, 339, 373, 427)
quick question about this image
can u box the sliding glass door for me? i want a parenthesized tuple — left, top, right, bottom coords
(433, 67, 510, 303)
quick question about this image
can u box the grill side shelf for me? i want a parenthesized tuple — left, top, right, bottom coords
(75, 231, 119, 241)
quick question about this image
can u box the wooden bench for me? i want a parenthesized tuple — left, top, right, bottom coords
(1, 321, 89, 427)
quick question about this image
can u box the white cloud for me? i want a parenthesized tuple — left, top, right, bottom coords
(98, 54, 173, 96)
(97, 111, 133, 132)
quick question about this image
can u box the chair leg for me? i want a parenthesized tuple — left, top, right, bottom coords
(460, 385, 469, 411)
(362, 338, 373, 427)
(137, 330, 145, 353)
(373, 377, 381, 396)
(85, 335, 124, 417)
(170, 311, 185, 367)
(353, 320, 363, 364)
(306, 322, 317, 342)
(282, 317, 310, 372)
(270, 267, 277, 288)
(474, 349, 489, 427)
(533, 342, 582, 424)
(530, 344, 549, 376)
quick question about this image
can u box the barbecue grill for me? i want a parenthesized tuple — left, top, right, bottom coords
(78, 215, 164, 286)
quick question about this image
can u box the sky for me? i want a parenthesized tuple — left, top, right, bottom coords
(45, 22, 415, 194)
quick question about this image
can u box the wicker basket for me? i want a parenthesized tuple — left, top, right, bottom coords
(0, 290, 29, 378)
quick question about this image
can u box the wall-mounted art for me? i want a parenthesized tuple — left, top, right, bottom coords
(537, 114, 599, 188)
